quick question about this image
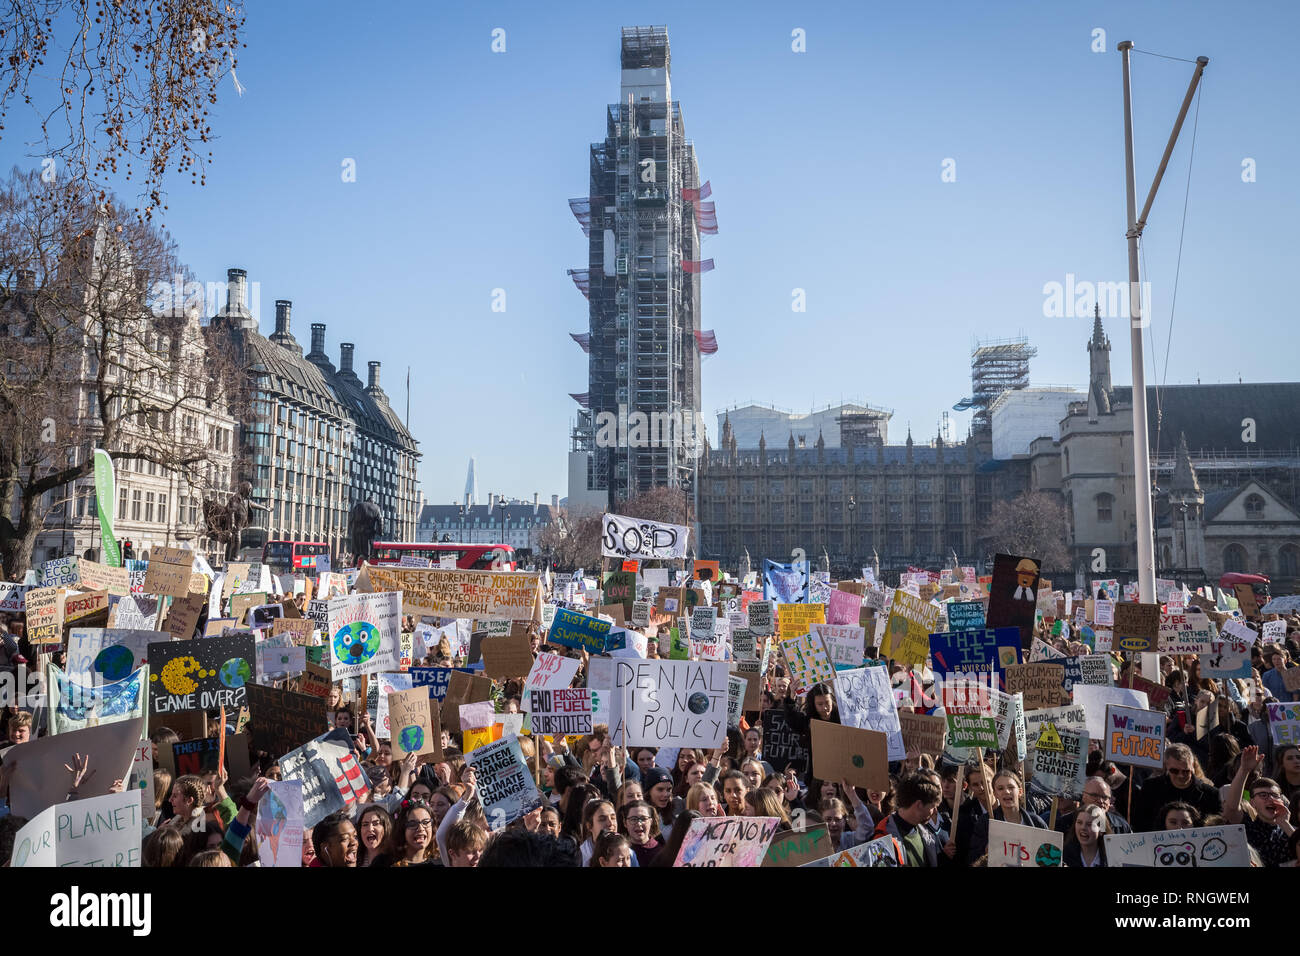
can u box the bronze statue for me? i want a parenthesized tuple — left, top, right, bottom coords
(202, 481, 269, 561)
(349, 500, 384, 563)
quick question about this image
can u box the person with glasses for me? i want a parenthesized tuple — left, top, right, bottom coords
(1133, 743, 1222, 831)
(1054, 777, 1132, 835)
(1225, 745, 1295, 867)
(392, 798, 438, 866)
(622, 799, 662, 866)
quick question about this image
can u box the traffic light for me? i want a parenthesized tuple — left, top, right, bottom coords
(123, 539, 135, 560)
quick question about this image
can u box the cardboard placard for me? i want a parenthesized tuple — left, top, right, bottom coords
(299, 662, 333, 699)
(761, 825, 835, 868)
(809, 719, 890, 791)
(163, 591, 206, 640)
(439, 668, 493, 730)
(898, 710, 949, 755)
(143, 548, 194, 598)
(1004, 662, 1068, 709)
(388, 686, 443, 759)
(480, 633, 535, 680)
(1112, 602, 1161, 653)
(272, 617, 316, 644)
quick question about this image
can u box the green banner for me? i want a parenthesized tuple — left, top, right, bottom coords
(93, 448, 120, 567)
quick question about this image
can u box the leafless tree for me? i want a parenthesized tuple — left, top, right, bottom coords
(0, 166, 244, 577)
(0, 0, 245, 220)
(538, 486, 689, 570)
(979, 491, 1071, 573)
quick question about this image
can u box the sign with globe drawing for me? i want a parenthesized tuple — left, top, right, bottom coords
(147, 632, 256, 715)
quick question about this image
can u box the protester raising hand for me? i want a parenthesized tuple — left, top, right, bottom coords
(64, 752, 95, 799)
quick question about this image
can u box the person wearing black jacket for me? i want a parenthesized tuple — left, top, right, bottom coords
(966, 769, 1048, 865)
(1131, 743, 1222, 831)
(1054, 777, 1132, 835)
(780, 681, 839, 774)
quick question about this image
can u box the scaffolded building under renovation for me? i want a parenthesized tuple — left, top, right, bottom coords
(567, 26, 719, 512)
(954, 336, 1037, 432)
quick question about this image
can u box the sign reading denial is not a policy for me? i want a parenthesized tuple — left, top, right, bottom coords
(613, 659, 728, 749)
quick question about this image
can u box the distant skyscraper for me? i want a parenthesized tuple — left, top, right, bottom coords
(464, 456, 478, 506)
(567, 25, 708, 510)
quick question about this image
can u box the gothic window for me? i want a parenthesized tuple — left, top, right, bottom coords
(1244, 494, 1265, 518)
(1222, 544, 1247, 573)
(1280, 545, 1299, 577)
(1096, 493, 1114, 523)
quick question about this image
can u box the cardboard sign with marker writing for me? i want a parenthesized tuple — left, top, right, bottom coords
(272, 617, 316, 645)
(810, 719, 890, 791)
(1233, 584, 1259, 616)
(299, 662, 333, 699)
(144, 548, 194, 598)
(231, 591, 268, 626)
(898, 710, 948, 755)
(1005, 662, 1068, 709)
(163, 591, 205, 640)
(480, 633, 534, 679)
(1113, 602, 1160, 653)
(388, 686, 442, 759)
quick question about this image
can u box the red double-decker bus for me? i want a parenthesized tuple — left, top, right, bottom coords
(263, 540, 331, 573)
(365, 542, 516, 571)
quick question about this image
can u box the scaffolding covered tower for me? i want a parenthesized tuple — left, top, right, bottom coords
(955, 336, 1037, 431)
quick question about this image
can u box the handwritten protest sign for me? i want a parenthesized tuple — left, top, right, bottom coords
(779, 630, 835, 695)
(327, 591, 401, 680)
(25, 585, 64, 644)
(547, 607, 612, 653)
(66, 627, 165, 682)
(148, 632, 255, 715)
(899, 711, 948, 755)
(256, 780, 304, 868)
(929, 628, 1021, 689)
(1266, 702, 1300, 746)
(1028, 725, 1088, 797)
(811, 622, 865, 670)
(522, 652, 582, 707)
(673, 816, 780, 867)
(246, 684, 327, 761)
(811, 720, 890, 791)
(946, 600, 986, 631)
(1112, 602, 1160, 653)
(1004, 662, 1067, 709)
(884, 589, 941, 667)
(762, 825, 835, 868)
(1104, 704, 1165, 769)
(612, 660, 727, 749)
(528, 688, 594, 736)
(10, 790, 141, 867)
(746, 600, 774, 637)
(1104, 825, 1250, 868)
(40, 556, 80, 588)
(365, 566, 540, 620)
(988, 819, 1063, 867)
(0, 582, 31, 612)
(601, 512, 690, 560)
(1158, 610, 1217, 654)
(835, 665, 904, 761)
(465, 735, 543, 831)
(389, 686, 442, 759)
(801, 835, 905, 867)
(279, 729, 371, 828)
(777, 602, 825, 641)
(143, 546, 194, 598)
(826, 588, 862, 626)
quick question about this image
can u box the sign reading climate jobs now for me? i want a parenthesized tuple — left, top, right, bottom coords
(601, 512, 690, 560)
(612, 659, 727, 748)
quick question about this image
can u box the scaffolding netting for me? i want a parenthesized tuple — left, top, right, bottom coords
(568, 198, 591, 237)
(567, 269, 590, 298)
(681, 180, 712, 202)
(569, 332, 590, 353)
(569, 392, 590, 408)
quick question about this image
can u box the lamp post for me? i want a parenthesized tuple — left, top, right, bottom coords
(458, 504, 465, 541)
(847, 494, 857, 576)
(498, 499, 508, 548)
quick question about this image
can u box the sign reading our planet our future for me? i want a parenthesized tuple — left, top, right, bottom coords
(147, 632, 256, 715)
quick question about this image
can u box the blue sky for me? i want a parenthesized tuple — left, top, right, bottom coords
(9, 0, 1299, 509)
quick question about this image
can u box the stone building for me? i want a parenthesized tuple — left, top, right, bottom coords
(213, 268, 421, 561)
(698, 413, 1023, 578)
(1024, 312, 1300, 591)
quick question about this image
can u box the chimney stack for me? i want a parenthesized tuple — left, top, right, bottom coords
(275, 300, 291, 335)
(551, 495, 559, 509)
(310, 322, 326, 355)
(533, 492, 539, 512)
(367, 361, 381, 390)
(227, 268, 247, 311)
(339, 342, 355, 375)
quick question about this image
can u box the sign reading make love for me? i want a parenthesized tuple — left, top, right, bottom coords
(601, 512, 690, 560)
